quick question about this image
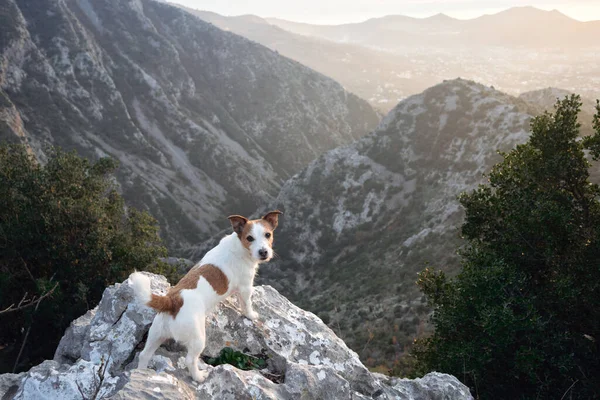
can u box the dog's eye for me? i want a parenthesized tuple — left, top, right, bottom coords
(246, 236, 254, 242)
(265, 233, 271, 238)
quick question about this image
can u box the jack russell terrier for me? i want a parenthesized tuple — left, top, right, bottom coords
(128, 210, 282, 381)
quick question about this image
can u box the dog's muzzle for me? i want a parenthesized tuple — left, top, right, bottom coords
(258, 248, 269, 260)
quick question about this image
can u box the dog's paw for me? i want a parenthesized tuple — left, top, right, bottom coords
(244, 310, 259, 321)
(190, 369, 208, 383)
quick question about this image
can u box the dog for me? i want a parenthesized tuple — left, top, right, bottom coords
(128, 210, 282, 381)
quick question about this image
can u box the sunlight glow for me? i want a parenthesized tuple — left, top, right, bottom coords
(170, 0, 600, 23)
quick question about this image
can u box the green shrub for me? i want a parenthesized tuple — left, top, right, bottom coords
(0, 144, 167, 373)
(413, 96, 600, 399)
(203, 347, 267, 371)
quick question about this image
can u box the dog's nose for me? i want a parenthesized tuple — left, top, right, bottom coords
(258, 249, 268, 259)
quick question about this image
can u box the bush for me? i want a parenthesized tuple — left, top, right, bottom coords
(0, 144, 167, 373)
(413, 96, 600, 399)
(203, 347, 267, 371)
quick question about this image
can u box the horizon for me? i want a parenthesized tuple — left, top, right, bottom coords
(169, 1, 600, 24)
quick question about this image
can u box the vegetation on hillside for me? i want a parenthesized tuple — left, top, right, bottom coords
(0, 144, 175, 373)
(413, 96, 600, 398)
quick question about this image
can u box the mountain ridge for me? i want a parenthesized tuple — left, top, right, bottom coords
(266, 6, 585, 29)
(265, 6, 600, 49)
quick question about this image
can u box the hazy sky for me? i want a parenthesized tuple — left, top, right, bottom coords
(171, 0, 600, 24)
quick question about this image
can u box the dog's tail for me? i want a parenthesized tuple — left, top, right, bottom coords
(129, 271, 153, 305)
(129, 271, 178, 315)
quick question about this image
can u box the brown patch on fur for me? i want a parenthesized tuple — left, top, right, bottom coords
(147, 294, 183, 317)
(228, 215, 248, 235)
(146, 264, 229, 317)
(262, 210, 283, 230)
(239, 221, 256, 249)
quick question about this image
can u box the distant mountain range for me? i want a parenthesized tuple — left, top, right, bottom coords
(183, 6, 600, 112)
(267, 6, 600, 50)
(0, 0, 379, 249)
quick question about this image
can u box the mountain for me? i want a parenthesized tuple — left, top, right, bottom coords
(267, 7, 600, 50)
(255, 79, 539, 368)
(0, 0, 379, 250)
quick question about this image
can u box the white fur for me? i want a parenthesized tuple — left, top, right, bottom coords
(129, 271, 152, 304)
(129, 228, 274, 382)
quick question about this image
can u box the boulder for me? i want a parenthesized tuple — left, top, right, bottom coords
(2, 273, 473, 399)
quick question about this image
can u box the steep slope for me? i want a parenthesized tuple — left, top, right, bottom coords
(0, 0, 379, 249)
(267, 7, 600, 50)
(258, 79, 538, 368)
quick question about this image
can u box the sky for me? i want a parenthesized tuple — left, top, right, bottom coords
(170, 0, 600, 24)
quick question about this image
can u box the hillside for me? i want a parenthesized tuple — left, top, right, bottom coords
(257, 79, 539, 368)
(0, 0, 379, 249)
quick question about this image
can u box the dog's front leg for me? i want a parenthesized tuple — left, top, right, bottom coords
(238, 287, 259, 321)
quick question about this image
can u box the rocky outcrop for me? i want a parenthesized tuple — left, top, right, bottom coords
(0, 272, 472, 399)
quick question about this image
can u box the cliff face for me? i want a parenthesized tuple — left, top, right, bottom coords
(0, 272, 473, 399)
(0, 0, 379, 249)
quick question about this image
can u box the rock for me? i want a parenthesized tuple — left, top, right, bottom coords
(389, 372, 474, 399)
(0, 371, 24, 399)
(62, 274, 170, 374)
(3, 273, 473, 399)
(108, 369, 195, 400)
(11, 360, 121, 400)
(203, 285, 377, 393)
(53, 308, 96, 364)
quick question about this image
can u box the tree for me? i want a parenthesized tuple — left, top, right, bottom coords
(0, 144, 169, 373)
(413, 96, 600, 399)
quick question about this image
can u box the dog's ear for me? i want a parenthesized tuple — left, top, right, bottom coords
(228, 215, 248, 235)
(262, 210, 283, 230)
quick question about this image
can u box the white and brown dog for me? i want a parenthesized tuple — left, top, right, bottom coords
(128, 210, 282, 381)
